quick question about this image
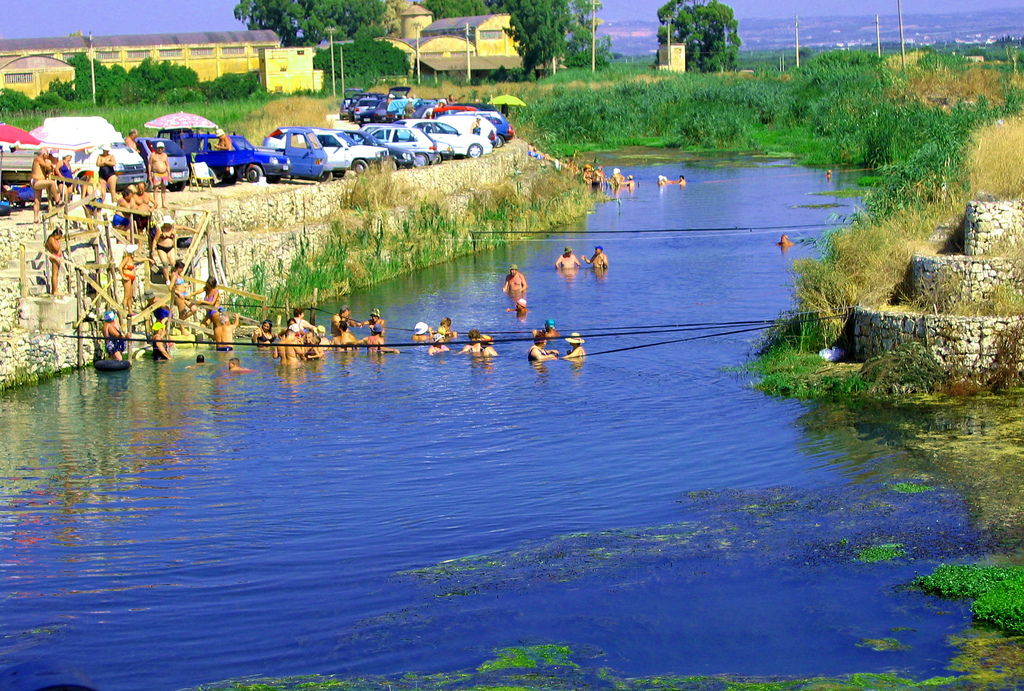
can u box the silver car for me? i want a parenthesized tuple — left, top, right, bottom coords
(363, 125, 442, 167)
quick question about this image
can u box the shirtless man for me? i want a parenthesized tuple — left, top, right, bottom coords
(31, 149, 61, 223)
(337, 305, 359, 329)
(227, 357, 256, 373)
(274, 323, 305, 365)
(528, 337, 559, 362)
(124, 129, 140, 153)
(555, 246, 580, 270)
(332, 321, 358, 349)
(582, 246, 608, 270)
(360, 308, 386, 335)
(532, 319, 560, 340)
(361, 324, 399, 354)
(148, 141, 171, 208)
(776, 234, 795, 251)
(44, 228, 63, 295)
(213, 312, 239, 352)
(502, 264, 528, 293)
(213, 129, 233, 151)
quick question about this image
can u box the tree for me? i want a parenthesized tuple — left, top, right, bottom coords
(382, 0, 411, 36)
(502, 0, 572, 74)
(657, 0, 740, 72)
(234, 0, 386, 45)
(314, 34, 409, 85)
(564, 0, 612, 69)
(422, 0, 487, 19)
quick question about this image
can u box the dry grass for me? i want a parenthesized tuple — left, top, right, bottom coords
(340, 164, 412, 212)
(970, 115, 1024, 199)
(906, 66, 1006, 107)
(237, 96, 335, 143)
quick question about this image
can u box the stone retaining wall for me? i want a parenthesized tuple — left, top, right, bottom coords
(0, 330, 84, 391)
(964, 199, 1024, 256)
(911, 253, 1023, 304)
(853, 306, 1024, 373)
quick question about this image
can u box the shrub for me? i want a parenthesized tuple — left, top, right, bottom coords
(0, 88, 35, 115)
(201, 72, 266, 101)
(860, 343, 946, 395)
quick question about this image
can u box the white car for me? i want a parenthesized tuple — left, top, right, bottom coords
(31, 116, 147, 190)
(394, 119, 492, 159)
(363, 125, 443, 167)
(309, 128, 389, 175)
(435, 114, 500, 149)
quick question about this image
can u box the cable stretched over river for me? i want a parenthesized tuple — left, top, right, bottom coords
(467, 222, 844, 236)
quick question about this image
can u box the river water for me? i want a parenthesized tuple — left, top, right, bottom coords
(0, 155, 994, 690)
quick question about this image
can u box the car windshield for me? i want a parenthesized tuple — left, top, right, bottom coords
(316, 134, 342, 148)
(153, 140, 185, 156)
(232, 137, 255, 151)
(434, 123, 459, 135)
(348, 131, 381, 146)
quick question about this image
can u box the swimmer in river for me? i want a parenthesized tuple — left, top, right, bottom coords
(458, 329, 496, 357)
(582, 246, 608, 270)
(533, 319, 560, 340)
(777, 234, 795, 251)
(332, 321, 358, 349)
(360, 308, 386, 335)
(361, 323, 400, 354)
(428, 332, 450, 355)
(555, 246, 580, 270)
(502, 264, 528, 293)
(677, 175, 686, 187)
(624, 175, 636, 190)
(563, 333, 586, 359)
(826, 169, 833, 181)
(227, 357, 256, 373)
(437, 317, 457, 341)
(214, 311, 239, 351)
(252, 320, 275, 347)
(412, 322, 432, 343)
(507, 298, 528, 319)
(528, 337, 559, 362)
(274, 324, 305, 365)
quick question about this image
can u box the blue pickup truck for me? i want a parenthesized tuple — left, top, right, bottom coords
(260, 127, 330, 181)
(161, 131, 289, 184)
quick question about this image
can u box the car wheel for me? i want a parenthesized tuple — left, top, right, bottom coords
(383, 158, 398, 171)
(467, 144, 483, 159)
(413, 153, 429, 167)
(244, 165, 263, 183)
(494, 136, 505, 148)
(351, 159, 368, 174)
(318, 169, 332, 183)
(168, 182, 186, 192)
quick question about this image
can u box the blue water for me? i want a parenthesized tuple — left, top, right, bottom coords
(0, 158, 972, 690)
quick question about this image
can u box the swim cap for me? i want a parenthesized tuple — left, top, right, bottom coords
(594, 246, 603, 251)
(371, 324, 384, 335)
(155, 307, 170, 320)
(517, 298, 527, 307)
(371, 308, 381, 318)
(545, 319, 555, 328)
(316, 325, 326, 334)
(151, 322, 164, 332)
(414, 321, 429, 335)
(102, 310, 116, 322)
(613, 168, 620, 174)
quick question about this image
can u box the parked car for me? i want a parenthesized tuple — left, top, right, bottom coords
(388, 86, 412, 98)
(308, 128, 390, 175)
(260, 127, 330, 181)
(354, 94, 388, 124)
(164, 130, 289, 184)
(340, 88, 365, 118)
(394, 119, 491, 159)
(136, 137, 189, 191)
(363, 125, 442, 167)
(345, 129, 417, 169)
(442, 110, 515, 145)
(435, 115, 500, 150)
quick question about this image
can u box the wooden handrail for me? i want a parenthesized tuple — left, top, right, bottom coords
(181, 275, 267, 302)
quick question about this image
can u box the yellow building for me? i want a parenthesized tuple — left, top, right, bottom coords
(382, 4, 522, 76)
(0, 55, 75, 98)
(260, 47, 324, 94)
(0, 31, 280, 83)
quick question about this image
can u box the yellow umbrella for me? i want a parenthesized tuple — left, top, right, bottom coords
(490, 94, 526, 107)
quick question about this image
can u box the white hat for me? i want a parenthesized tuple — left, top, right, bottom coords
(613, 168, 620, 174)
(155, 141, 165, 148)
(161, 215, 174, 226)
(216, 128, 225, 135)
(517, 298, 527, 307)
(288, 323, 301, 333)
(414, 321, 429, 335)
(124, 243, 138, 253)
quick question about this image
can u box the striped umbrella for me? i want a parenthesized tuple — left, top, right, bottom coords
(0, 123, 43, 191)
(144, 112, 219, 130)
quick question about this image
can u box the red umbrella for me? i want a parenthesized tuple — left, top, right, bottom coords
(0, 123, 41, 147)
(144, 112, 219, 130)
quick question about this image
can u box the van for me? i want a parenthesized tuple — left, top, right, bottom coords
(33, 117, 147, 189)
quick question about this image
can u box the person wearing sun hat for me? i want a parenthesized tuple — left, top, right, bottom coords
(213, 128, 233, 151)
(506, 297, 528, 319)
(502, 264, 528, 293)
(555, 245, 580, 270)
(583, 245, 608, 270)
(119, 243, 152, 313)
(360, 308, 386, 335)
(412, 321, 432, 343)
(563, 333, 586, 359)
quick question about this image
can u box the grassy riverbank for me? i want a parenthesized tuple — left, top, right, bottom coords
(244, 161, 594, 307)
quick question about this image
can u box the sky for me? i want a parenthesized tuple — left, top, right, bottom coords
(1, 0, 1021, 40)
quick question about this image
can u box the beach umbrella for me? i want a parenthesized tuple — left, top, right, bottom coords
(144, 112, 218, 130)
(29, 122, 96, 152)
(0, 123, 42, 191)
(490, 94, 526, 107)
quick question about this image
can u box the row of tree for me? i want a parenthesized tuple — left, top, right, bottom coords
(234, 0, 613, 73)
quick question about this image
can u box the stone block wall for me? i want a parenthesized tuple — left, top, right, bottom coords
(911, 253, 1023, 304)
(853, 306, 1024, 373)
(964, 199, 1024, 256)
(0, 330, 83, 391)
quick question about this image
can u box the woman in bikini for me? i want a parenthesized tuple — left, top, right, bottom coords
(119, 244, 152, 313)
(168, 260, 193, 320)
(151, 216, 177, 280)
(192, 277, 221, 328)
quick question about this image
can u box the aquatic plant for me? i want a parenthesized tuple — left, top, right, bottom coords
(856, 637, 911, 652)
(886, 482, 936, 494)
(856, 543, 906, 563)
(478, 645, 578, 672)
(860, 343, 947, 396)
(913, 564, 1024, 635)
(949, 629, 1024, 690)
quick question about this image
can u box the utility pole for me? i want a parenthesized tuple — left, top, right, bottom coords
(327, 27, 336, 98)
(897, 0, 907, 68)
(416, 24, 422, 82)
(875, 15, 881, 57)
(591, 0, 597, 73)
(666, 16, 672, 70)
(88, 32, 96, 105)
(795, 16, 800, 69)
(465, 23, 471, 83)
(339, 38, 346, 97)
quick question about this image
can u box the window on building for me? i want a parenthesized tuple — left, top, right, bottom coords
(191, 48, 214, 57)
(222, 46, 246, 56)
(127, 50, 151, 60)
(159, 49, 183, 59)
(98, 51, 120, 61)
(479, 30, 504, 41)
(4, 73, 34, 84)
(63, 53, 79, 61)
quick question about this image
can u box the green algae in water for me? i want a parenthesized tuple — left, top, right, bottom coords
(856, 544, 906, 563)
(478, 645, 578, 672)
(886, 482, 936, 494)
(856, 637, 912, 652)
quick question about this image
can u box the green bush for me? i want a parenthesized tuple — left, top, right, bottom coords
(201, 72, 266, 101)
(973, 576, 1024, 635)
(0, 88, 35, 115)
(915, 564, 1024, 635)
